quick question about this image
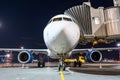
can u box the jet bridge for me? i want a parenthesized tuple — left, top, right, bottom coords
(64, 1, 120, 44)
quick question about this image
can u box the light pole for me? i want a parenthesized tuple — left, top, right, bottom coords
(117, 43, 120, 60)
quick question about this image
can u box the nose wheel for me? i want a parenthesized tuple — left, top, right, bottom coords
(58, 63, 66, 71)
(58, 56, 66, 71)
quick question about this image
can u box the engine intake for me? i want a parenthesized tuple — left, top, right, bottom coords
(86, 50, 102, 62)
(18, 51, 33, 64)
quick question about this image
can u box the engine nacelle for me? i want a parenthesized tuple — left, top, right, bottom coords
(18, 51, 33, 64)
(86, 50, 102, 62)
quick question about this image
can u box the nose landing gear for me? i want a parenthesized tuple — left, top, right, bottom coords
(58, 56, 66, 71)
(58, 63, 66, 71)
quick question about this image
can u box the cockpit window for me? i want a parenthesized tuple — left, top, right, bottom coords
(63, 17, 72, 21)
(48, 19, 52, 24)
(53, 18, 62, 22)
(48, 17, 73, 24)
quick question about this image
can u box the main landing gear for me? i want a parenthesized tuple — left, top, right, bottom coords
(38, 61, 45, 67)
(37, 54, 45, 67)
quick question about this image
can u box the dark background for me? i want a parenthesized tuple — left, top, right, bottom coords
(0, 0, 114, 49)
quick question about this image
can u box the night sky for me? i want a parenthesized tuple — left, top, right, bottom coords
(0, 0, 114, 49)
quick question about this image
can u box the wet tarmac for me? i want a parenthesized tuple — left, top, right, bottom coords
(70, 67, 120, 75)
(70, 62, 120, 75)
(0, 62, 119, 80)
(0, 67, 119, 80)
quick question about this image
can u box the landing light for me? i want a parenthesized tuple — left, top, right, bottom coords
(93, 40, 98, 45)
(21, 46, 24, 49)
(117, 43, 120, 47)
(5, 54, 10, 58)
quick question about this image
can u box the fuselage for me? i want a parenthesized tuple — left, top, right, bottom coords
(43, 14, 80, 57)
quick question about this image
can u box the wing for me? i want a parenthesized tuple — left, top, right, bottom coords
(0, 48, 48, 55)
(72, 47, 120, 54)
(0, 48, 48, 64)
(71, 47, 120, 63)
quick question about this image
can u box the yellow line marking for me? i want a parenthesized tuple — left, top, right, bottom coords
(59, 68, 65, 80)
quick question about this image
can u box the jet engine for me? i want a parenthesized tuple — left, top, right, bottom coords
(86, 50, 102, 62)
(18, 51, 33, 64)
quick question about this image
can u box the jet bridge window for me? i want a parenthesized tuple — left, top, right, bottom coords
(63, 17, 72, 21)
(53, 18, 62, 22)
(92, 17, 100, 25)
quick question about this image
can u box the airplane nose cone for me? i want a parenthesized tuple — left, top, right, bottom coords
(44, 22, 80, 54)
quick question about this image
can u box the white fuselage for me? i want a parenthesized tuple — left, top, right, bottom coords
(43, 14, 80, 58)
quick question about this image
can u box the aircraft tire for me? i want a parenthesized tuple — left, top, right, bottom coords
(63, 64, 66, 71)
(38, 61, 41, 67)
(74, 61, 77, 67)
(58, 64, 61, 71)
(78, 61, 81, 67)
(42, 62, 45, 67)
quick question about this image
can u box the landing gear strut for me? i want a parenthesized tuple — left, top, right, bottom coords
(58, 62, 66, 71)
(58, 57, 66, 71)
(38, 61, 45, 67)
(37, 54, 45, 67)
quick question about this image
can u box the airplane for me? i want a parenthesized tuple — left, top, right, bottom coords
(0, 14, 119, 71)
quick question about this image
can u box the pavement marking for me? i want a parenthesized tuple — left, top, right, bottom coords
(16, 77, 25, 80)
(66, 67, 74, 74)
(59, 69, 65, 80)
